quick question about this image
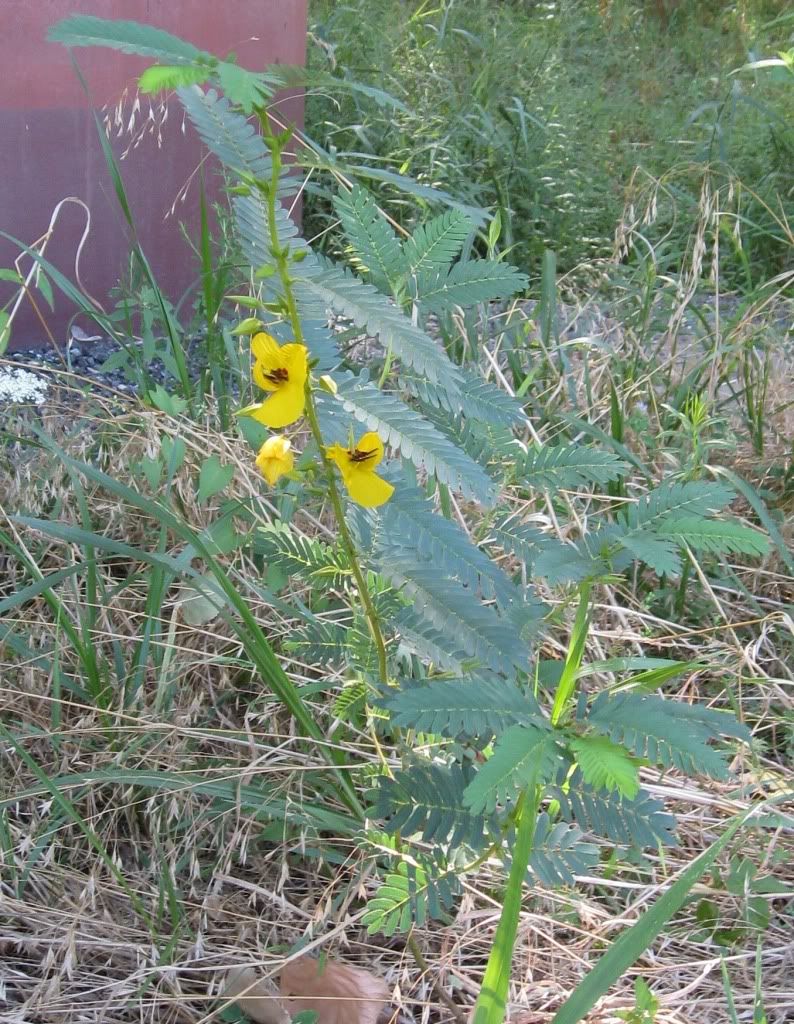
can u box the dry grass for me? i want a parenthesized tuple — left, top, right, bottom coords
(1, 282, 793, 1024)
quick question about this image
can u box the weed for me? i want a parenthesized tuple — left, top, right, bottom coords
(0, 12, 791, 1024)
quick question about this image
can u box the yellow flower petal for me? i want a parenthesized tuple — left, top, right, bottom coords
(325, 432, 393, 507)
(281, 344, 309, 386)
(259, 434, 292, 460)
(251, 338, 309, 417)
(248, 382, 306, 429)
(251, 332, 281, 369)
(345, 468, 394, 508)
(325, 443, 348, 472)
(255, 435, 293, 486)
(351, 431, 384, 468)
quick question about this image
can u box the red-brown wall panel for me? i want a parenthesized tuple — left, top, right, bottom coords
(0, 1, 307, 348)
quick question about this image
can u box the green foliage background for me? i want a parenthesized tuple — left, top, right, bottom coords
(305, 0, 794, 287)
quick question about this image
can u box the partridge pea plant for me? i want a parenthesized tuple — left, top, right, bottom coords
(50, 18, 771, 1024)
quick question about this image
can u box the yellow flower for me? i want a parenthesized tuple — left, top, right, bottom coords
(326, 431, 395, 508)
(248, 332, 308, 428)
(255, 435, 294, 486)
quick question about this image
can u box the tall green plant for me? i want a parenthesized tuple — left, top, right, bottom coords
(48, 18, 771, 1024)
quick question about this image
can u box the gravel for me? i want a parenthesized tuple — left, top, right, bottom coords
(1, 333, 211, 412)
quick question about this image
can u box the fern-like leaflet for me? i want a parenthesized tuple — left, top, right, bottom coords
(526, 815, 599, 888)
(413, 260, 529, 314)
(402, 368, 525, 426)
(656, 516, 769, 557)
(568, 735, 640, 798)
(421, 409, 520, 480)
(375, 486, 520, 608)
(362, 860, 460, 936)
(373, 761, 490, 848)
(377, 550, 532, 677)
(178, 87, 278, 183)
(463, 725, 560, 814)
(285, 619, 348, 667)
(49, 15, 207, 62)
(379, 676, 543, 737)
(625, 481, 735, 531)
(552, 772, 678, 849)
(520, 445, 629, 490)
(333, 185, 404, 292)
(393, 608, 473, 674)
(332, 373, 495, 504)
(402, 209, 473, 279)
(295, 259, 465, 391)
(488, 514, 606, 585)
(255, 522, 349, 585)
(586, 691, 750, 779)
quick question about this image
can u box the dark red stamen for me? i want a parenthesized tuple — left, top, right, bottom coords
(350, 447, 376, 463)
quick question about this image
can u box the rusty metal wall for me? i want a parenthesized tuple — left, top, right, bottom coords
(0, 0, 307, 349)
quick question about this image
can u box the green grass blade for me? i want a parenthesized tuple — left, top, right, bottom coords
(1, 767, 359, 835)
(0, 720, 154, 931)
(720, 957, 741, 1024)
(0, 563, 83, 614)
(14, 436, 364, 817)
(551, 807, 754, 1024)
(472, 786, 542, 1024)
(0, 528, 107, 707)
(551, 581, 591, 726)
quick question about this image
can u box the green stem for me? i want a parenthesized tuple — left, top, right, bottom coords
(259, 122, 389, 687)
(471, 579, 592, 1022)
(377, 343, 394, 388)
(258, 118, 458, 1008)
(673, 558, 691, 619)
(303, 389, 390, 684)
(550, 580, 592, 727)
(472, 785, 542, 1024)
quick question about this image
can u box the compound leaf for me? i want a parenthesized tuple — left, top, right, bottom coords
(586, 692, 749, 780)
(380, 676, 542, 737)
(362, 861, 459, 936)
(373, 761, 489, 848)
(334, 185, 405, 292)
(528, 814, 599, 887)
(554, 775, 678, 849)
(402, 209, 473, 278)
(464, 725, 558, 814)
(415, 259, 528, 314)
(569, 735, 640, 799)
(379, 552, 531, 677)
(50, 15, 206, 62)
(521, 445, 628, 490)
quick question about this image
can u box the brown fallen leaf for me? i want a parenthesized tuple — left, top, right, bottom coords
(280, 955, 391, 1024)
(224, 966, 290, 1024)
(225, 956, 392, 1024)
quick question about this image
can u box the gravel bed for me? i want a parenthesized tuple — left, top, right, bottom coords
(1, 331, 212, 414)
